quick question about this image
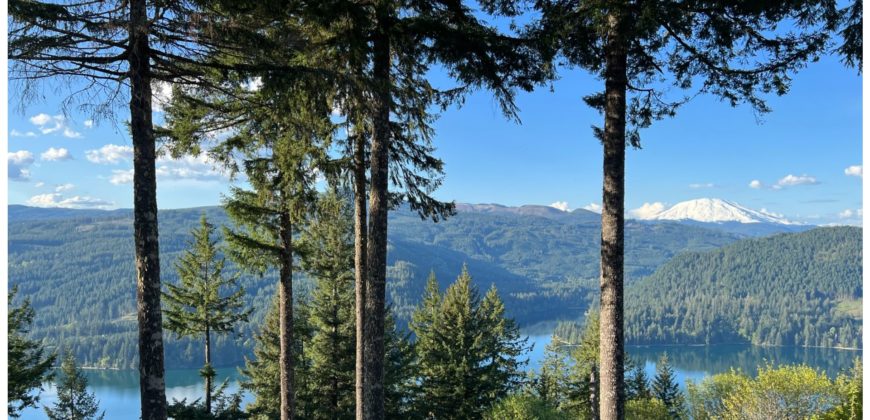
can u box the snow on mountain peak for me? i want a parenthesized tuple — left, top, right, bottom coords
(635, 198, 797, 225)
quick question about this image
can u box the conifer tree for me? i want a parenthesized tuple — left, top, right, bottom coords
(163, 215, 252, 415)
(626, 359, 651, 401)
(300, 189, 357, 419)
(44, 352, 105, 420)
(652, 354, 684, 419)
(411, 267, 528, 419)
(241, 296, 314, 420)
(8, 288, 56, 417)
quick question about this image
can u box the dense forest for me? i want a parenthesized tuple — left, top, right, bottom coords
(8, 204, 743, 369)
(625, 227, 862, 348)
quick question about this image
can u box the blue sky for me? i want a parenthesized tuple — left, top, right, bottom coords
(6, 48, 862, 226)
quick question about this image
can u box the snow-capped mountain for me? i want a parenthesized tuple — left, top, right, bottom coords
(635, 198, 798, 225)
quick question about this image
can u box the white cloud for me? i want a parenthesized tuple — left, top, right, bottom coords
(86, 144, 133, 164)
(839, 208, 863, 219)
(34, 182, 45, 188)
(41, 147, 73, 161)
(10, 129, 37, 137)
(54, 183, 75, 192)
(28, 113, 83, 137)
(107, 154, 229, 185)
(775, 174, 818, 188)
(155, 154, 228, 183)
(26, 193, 114, 210)
(844, 165, 862, 178)
(9, 150, 35, 181)
(749, 180, 763, 189)
(152, 81, 173, 112)
(582, 203, 602, 213)
(689, 183, 715, 189)
(84, 119, 94, 128)
(549, 201, 570, 212)
(109, 169, 134, 185)
(629, 202, 667, 219)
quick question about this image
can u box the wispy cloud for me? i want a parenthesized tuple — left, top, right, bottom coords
(10, 129, 37, 137)
(844, 165, 862, 178)
(689, 183, 715, 189)
(41, 147, 73, 161)
(108, 154, 230, 185)
(26, 193, 114, 210)
(774, 174, 818, 189)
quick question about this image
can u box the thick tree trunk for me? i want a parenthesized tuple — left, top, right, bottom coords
(363, 7, 391, 419)
(204, 327, 212, 414)
(353, 132, 368, 420)
(279, 213, 295, 420)
(599, 9, 628, 420)
(129, 1, 167, 419)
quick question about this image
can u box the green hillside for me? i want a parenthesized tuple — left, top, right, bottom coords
(625, 227, 862, 348)
(6, 204, 751, 368)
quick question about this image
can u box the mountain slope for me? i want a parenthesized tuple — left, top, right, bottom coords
(625, 227, 862, 348)
(640, 198, 796, 224)
(8, 204, 743, 368)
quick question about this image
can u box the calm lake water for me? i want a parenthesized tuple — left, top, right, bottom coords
(19, 335, 861, 419)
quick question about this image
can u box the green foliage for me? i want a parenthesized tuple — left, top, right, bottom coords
(688, 363, 846, 419)
(651, 354, 685, 418)
(483, 394, 562, 420)
(8, 287, 56, 417)
(43, 352, 104, 420)
(626, 359, 651, 400)
(626, 227, 862, 348)
(239, 296, 313, 420)
(626, 398, 670, 420)
(818, 358, 863, 420)
(164, 214, 251, 339)
(167, 379, 248, 420)
(410, 267, 528, 419)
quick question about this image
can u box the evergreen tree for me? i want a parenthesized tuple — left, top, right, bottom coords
(44, 352, 105, 420)
(652, 354, 684, 419)
(626, 359, 651, 401)
(300, 189, 356, 419)
(163, 215, 252, 415)
(411, 267, 528, 419)
(8, 288, 56, 417)
(241, 296, 315, 420)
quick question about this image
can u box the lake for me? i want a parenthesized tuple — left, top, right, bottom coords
(19, 334, 861, 419)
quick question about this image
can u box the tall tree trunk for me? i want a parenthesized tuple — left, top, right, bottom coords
(279, 213, 295, 420)
(353, 131, 368, 420)
(129, 1, 167, 419)
(204, 327, 212, 415)
(363, 7, 391, 419)
(599, 8, 628, 420)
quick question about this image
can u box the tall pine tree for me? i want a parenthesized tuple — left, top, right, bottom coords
(163, 214, 251, 415)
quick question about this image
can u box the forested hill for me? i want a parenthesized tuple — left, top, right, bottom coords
(625, 226, 863, 348)
(8, 204, 743, 369)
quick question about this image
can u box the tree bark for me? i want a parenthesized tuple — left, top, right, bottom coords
(363, 6, 391, 419)
(599, 8, 628, 420)
(204, 327, 212, 415)
(129, 1, 167, 419)
(279, 212, 295, 420)
(353, 131, 368, 420)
